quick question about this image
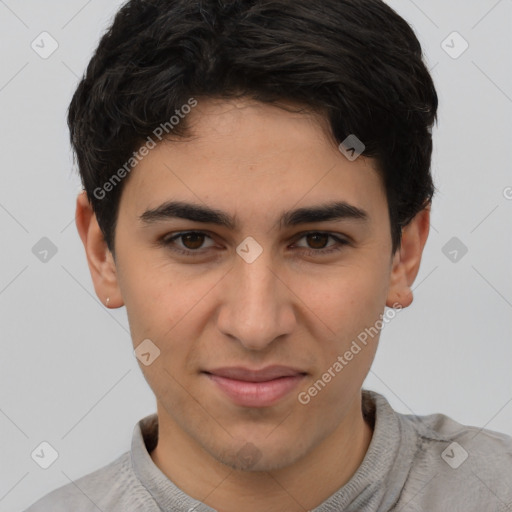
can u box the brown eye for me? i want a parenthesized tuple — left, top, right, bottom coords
(293, 232, 349, 256)
(306, 233, 329, 249)
(181, 232, 206, 249)
(161, 231, 216, 254)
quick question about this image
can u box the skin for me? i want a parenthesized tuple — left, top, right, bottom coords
(76, 97, 429, 512)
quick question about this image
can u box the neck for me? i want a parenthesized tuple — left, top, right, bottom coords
(150, 391, 373, 512)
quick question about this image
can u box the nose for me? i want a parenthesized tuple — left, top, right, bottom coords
(216, 248, 296, 351)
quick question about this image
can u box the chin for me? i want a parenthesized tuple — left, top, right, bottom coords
(210, 435, 306, 473)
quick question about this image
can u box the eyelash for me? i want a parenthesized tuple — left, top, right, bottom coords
(160, 231, 350, 257)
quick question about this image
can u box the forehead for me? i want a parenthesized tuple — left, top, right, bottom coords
(119, 98, 386, 222)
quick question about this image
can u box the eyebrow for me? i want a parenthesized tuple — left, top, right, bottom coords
(139, 200, 369, 230)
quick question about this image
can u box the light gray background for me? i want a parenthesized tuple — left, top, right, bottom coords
(1, 0, 511, 510)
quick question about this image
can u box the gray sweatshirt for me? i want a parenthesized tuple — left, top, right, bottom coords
(24, 390, 512, 511)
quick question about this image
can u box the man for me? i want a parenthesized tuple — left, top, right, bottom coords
(25, 0, 512, 510)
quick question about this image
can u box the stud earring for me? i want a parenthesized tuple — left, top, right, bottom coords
(106, 297, 110, 307)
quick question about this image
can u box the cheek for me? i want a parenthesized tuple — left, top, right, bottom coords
(117, 256, 223, 359)
(115, 239, 228, 383)
(116, 264, 166, 343)
(295, 260, 388, 336)
(295, 268, 385, 415)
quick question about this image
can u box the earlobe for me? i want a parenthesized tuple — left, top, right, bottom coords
(75, 191, 124, 308)
(385, 207, 430, 309)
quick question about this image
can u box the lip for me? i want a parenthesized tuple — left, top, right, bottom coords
(203, 366, 307, 407)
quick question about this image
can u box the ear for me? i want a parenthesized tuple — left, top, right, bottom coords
(75, 190, 124, 308)
(386, 206, 430, 308)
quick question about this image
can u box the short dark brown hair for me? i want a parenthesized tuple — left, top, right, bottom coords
(68, 0, 438, 255)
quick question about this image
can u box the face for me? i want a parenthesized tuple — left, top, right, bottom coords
(108, 98, 400, 471)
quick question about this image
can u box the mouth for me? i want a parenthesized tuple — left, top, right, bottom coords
(202, 365, 307, 408)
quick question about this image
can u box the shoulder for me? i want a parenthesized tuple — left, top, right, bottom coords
(397, 410, 512, 511)
(23, 451, 156, 512)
